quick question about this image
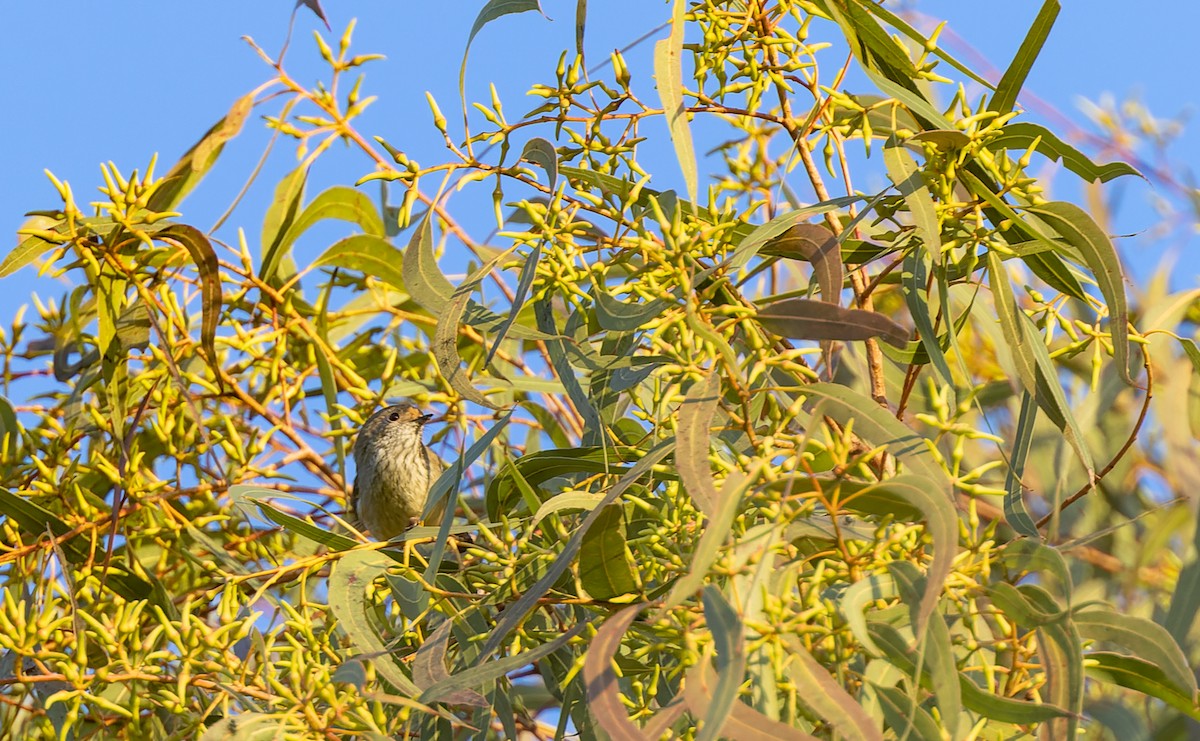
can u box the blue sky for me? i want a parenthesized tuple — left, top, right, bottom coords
(2, 1, 1197, 327)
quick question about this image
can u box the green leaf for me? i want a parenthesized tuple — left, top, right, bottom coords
(1074, 610, 1197, 698)
(156, 224, 222, 362)
(872, 684, 941, 741)
(1002, 391, 1041, 537)
(1027, 201, 1132, 385)
(421, 621, 589, 706)
(0, 234, 58, 278)
(520, 137, 558, 192)
(1084, 652, 1200, 720)
(868, 621, 1071, 723)
(756, 298, 910, 348)
(659, 471, 749, 613)
(801, 383, 952, 491)
(0, 396, 19, 459)
(412, 621, 489, 707)
(147, 94, 254, 212)
(259, 165, 309, 284)
(781, 636, 882, 741)
(579, 505, 638, 600)
(475, 439, 675, 664)
(282, 185, 386, 245)
(594, 289, 673, 332)
(313, 234, 407, 294)
(486, 446, 645, 521)
(247, 496, 357, 552)
(987, 249, 1095, 477)
(900, 247, 958, 397)
(864, 476, 956, 636)
(697, 586, 746, 741)
(889, 562, 960, 733)
(728, 196, 864, 271)
(402, 212, 455, 314)
(0, 487, 91, 563)
(432, 246, 518, 409)
(851, 1, 993, 90)
(989, 0, 1060, 115)
(484, 243, 540, 368)
(329, 549, 422, 696)
(989, 121, 1141, 183)
(654, 0, 698, 205)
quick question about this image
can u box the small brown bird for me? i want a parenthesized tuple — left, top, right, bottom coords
(349, 403, 443, 540)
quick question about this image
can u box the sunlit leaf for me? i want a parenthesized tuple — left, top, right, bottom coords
(654, 0, 697, 205)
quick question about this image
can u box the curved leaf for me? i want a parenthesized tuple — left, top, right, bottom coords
(579, 505, 638, 600)
(676, 372, 721, 515)
(313, 234, 407, 294)
(654, 0, 697, 204)
(757, 298, 909, 348)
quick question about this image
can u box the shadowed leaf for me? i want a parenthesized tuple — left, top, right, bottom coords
(757, 298, 910, 348)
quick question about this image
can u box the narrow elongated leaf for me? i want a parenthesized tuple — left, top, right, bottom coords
(659, 471, 749, 612)
(683, 656, 813, 740)
(579, 505, 638, 600)
(412, 621, 488, 707)
(313, 234, 407, 294)
(281, 185, 386, 247)
(901, 246, 957, 396)
(594, 290, 672, 331)
(873, 684, 941, 741)
(868, 622, 1071, 723)
(156, 225, 221, 362)
(884, 144, 941, 263)
(989, 0, 1060, 115)
(536, 298, 604, 445)
(1003, 390, 1041, 537)
(147, 94, 254, 212)
(852, 1, 992, 89)
(1, 234, 58, 277)
(0, 487, 91, 563)
(676, 372, 721, 515)
(475, 439, 674, 664)
(801, 383, 951, 491)
(654, 0, 697, 204)
(1027, 201, 1132, 385)
(432, 246, 518, 409)
(483, 243, 541, 369)
(422, 621, 588, 705)
(759, 223, 843, 306)
(698, 586, 747, 741)
(401, 212, 454, 313)
(584, 604, 653, 741)
(987, 249, 1095, 477)
(1084, 652, 1200, 720)
(329, 549, 421, 695)
(531, 490, 606, 525)
(1074, 610, 1197, 698)
(486, 446, 646, 520)
(259, 165, 309, 283)
(989, 122, 1141, 183)
(865, 475, 956, 635)
(756, 298, 909, 348)
(889, 562, 960, 733)
(1022, 586, 1083, 740)
(249, 497, 356, 551)
(781, 636, 882, 741)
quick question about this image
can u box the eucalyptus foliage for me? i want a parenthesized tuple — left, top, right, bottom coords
(2, 1, 1200, 738)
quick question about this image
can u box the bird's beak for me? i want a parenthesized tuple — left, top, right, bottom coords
(417, 413, 434, 424)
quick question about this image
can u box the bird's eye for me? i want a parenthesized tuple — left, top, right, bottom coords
(388, 412, 401, 421)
